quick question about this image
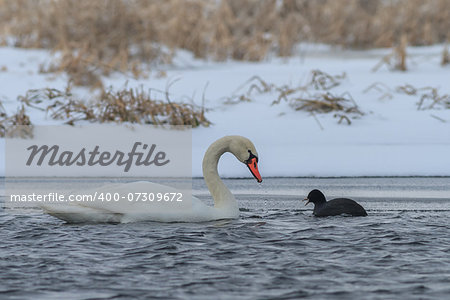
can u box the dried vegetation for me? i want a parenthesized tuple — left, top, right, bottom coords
(0, 103, 33, 137)
(229, 70, 363, 125)
(373, 35, 409, 72)
(17, 84, 210, 127)
(396, 85, 450, 110)
(1, 0, 449, 86)
(365, 83, 450, 110)
(442, 44, 450, 66)
(0, 0, 448, 132)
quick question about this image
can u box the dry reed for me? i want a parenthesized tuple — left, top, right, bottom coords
(18, 84, 210, 127)
(396, 84, 450, 110)
(1, 0, 449, 86)
(442, 44, 450, 66)
(0, 103, 33, 137)
(365, 82, 450, 110)
(363, 82, 393, 100)
(373, 35, 409, 72)
(228, 70, 362, 124)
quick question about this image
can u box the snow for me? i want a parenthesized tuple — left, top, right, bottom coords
(0, 44, 449, 177)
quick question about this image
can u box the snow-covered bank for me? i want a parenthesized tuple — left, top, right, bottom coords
(0, 45, 449, 177)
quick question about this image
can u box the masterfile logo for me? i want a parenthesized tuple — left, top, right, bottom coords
(5, 125, 191, 177)
(25, 142, 170, 172)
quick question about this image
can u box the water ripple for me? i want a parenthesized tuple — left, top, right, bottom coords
(2, 178, 450, 299)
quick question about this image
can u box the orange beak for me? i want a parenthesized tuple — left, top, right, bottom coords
(246, 157, 262, 183)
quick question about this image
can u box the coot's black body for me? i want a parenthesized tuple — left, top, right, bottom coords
(304, 189, 367, 217)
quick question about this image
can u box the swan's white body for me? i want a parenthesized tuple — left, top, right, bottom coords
(41, 136, 261, 223)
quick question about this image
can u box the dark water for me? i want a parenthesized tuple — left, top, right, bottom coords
(1, 177, 450, 300)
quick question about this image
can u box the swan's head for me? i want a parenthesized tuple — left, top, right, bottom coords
(228, 136, 262, 183)
(303, 189, 326, 206)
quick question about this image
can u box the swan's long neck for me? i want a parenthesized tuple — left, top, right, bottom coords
(202, 138, 238, 211)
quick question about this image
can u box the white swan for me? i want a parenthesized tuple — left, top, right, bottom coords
(41, 136, 262, 223)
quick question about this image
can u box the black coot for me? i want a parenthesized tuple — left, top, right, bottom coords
(304, 189, 367, 217)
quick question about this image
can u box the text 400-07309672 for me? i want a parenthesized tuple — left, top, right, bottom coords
(8, 192, 184, 202)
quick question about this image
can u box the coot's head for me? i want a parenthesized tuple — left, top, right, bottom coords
(303, 189, 326, 206)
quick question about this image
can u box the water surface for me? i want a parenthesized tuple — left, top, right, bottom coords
(1, 177, 450, 299)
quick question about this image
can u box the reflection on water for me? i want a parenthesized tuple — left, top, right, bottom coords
(1, 177, 449, 299)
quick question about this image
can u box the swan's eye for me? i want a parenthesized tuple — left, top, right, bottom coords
(245, 150, 258, 164)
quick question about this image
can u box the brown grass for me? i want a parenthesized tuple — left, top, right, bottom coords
(0, 103, 33, 137)
(373, 35, 409, 72)
(396, 84, 450, 110)
(365, 82, 450, 110)
(1, 0, 449, 86)
(442, 44, 450, 66)
(228, 70, 363, 125)
(363, 82, 393, 100)
(18, 84, 210, 127)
